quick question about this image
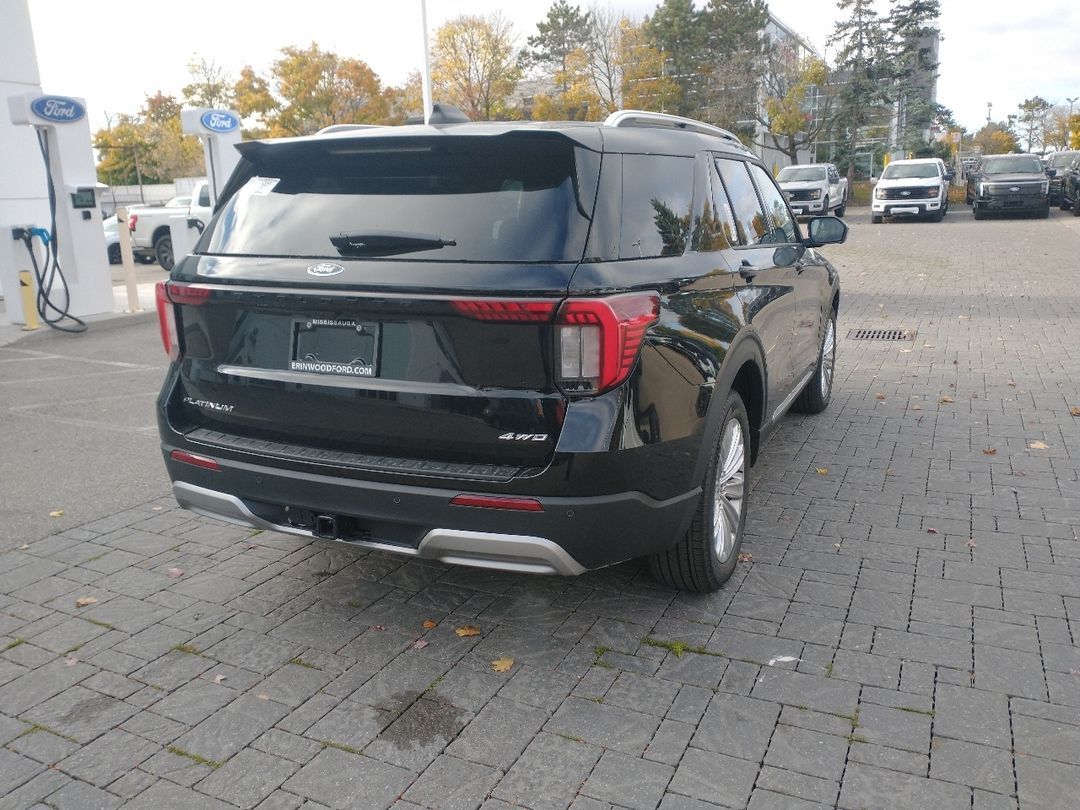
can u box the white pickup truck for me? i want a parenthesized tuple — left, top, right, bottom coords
(128, 180, 211, 270)
(776, 163, 848, 218)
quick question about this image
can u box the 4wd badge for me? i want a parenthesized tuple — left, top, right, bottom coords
(498, 432, 549, 442)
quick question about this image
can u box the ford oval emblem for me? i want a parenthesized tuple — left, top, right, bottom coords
(30, 95, 85, 123)
(200, 110, 239, 133)
(307, 263, 344, 277)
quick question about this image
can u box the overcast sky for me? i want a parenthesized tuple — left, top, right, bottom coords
(26, 0, 1080, 136)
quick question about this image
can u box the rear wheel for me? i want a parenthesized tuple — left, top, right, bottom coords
(649, 391, 749, 593)
(1037, 204, 1050, 219)
(794, 311, 836, 415)
(973, 206, 986, 220)
(871, 214, 883, 224)
(107, 243, 121, 264)
(154, 235, 174, 271)
(835, 191, 846, 217)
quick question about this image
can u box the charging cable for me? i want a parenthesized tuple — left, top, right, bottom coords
(14, 127, 88, 333)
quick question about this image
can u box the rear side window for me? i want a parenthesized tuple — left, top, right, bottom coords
(619, 155, 694, 259)
(198, 134, 597, 263)
(715, 158, 767, 245)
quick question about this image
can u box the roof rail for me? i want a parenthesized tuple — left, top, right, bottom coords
(603, 110, 743, 145)
(316, 124, 383, 135)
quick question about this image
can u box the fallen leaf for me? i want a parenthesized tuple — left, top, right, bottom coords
(815, 468, 828, 475)
(413, 639, 430, 650)
(983, 447, 997, 456)
(18, 544, 29, 550)
(911, 405, 922, 411)
(151, 506, 164, 511)
(490, 657, 514, 673)
(1007, 380, 1016, 387)
(455, 625, 481, 638)
(371, 625, 387, 632)
(64, 656, 78, 667)
(1070, 407, 1080, 417)
(213, 674, 227, 684)
(965, 538, 977, 549)
(166, 567, 184, 578)
(422, 619, 438, 630)
(926, 528, 939, 534)
(256, 693, 270, 700)
(1028, 440, 1049, 450)
(939, 396, 954, 404)
(245, 543, 259, 550)
(875, 393, 886, 401)
(48, 510, 64, 518)
(74, 596, 98, 608)
(737, 552, 753, 563)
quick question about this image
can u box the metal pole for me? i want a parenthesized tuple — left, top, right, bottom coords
(420, 0, 433, 124)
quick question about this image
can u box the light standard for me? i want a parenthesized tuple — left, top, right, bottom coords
(986, 101, 992, 124)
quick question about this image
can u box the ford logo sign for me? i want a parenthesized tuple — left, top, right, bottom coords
(307, 263, 344, 277)
(30, 95, 85, 123)
(200, 110, 239, 133)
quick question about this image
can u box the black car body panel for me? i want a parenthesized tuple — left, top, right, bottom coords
(156, 115, 842, 582)
(968, 154, 1050, 217)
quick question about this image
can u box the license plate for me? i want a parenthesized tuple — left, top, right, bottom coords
(290, 318, 380, 377)
(890, 206, 919, 215)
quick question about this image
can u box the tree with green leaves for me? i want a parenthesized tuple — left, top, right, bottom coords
(526, 2, 593, 95)
(886, 0, 941, 153)
(828, 0, 893, 179)
(1016, 96, 1051, 152)
(698, 0, 769, 137)
(642, 0, 705, 116)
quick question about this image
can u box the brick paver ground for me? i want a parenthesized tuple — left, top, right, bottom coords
(2, 207, 1079, 809)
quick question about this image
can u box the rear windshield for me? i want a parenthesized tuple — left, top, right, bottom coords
(198, 134, 598, 262)
(982, 156, 1044, 175)
(777, 166, 826, 182)
(880, 162, 939, 179)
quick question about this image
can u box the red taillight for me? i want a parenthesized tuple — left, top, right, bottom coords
(155, 281, 178, 359)
(451, 299, 557, 322)
(169, 449, 221, 471)
(128, 213, 137, 232)
(450, 494, 544, 512)
(155, 282, 210, 359)
(556, 292, 659, 395)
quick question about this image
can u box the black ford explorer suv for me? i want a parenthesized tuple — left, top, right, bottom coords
(155, 108, 846, 592)
(968, 153, 1050, 219)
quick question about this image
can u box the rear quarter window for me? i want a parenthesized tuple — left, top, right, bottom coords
(619, 155, 695, 259)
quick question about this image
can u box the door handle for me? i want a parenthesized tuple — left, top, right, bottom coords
(738, 260, 759, 281)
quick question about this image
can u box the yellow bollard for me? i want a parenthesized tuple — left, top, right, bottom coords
(18, 270, 41, 331)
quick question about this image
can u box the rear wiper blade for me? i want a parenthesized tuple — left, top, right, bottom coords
(330, 231, 457, 257)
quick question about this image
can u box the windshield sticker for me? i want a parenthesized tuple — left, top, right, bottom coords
(245, 177, 280, 196)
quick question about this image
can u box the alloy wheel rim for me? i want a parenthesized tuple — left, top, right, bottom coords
(821, 318, 835, 398)
(712, 418, 746, 563)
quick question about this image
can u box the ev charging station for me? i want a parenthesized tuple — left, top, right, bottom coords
(1, 92, 112, 328)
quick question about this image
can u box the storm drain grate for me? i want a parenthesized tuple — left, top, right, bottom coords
(847, 328, 917, 341)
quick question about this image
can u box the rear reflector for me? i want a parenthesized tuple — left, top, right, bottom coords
(451, 300, 557, 322)
(450, 494, 544, 512)
(166, 283, 212, 306)
(155, 281, 178, 359)
(169, 450, 221, 471)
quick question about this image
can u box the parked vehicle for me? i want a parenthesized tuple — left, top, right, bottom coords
(871, 158, 952, 223)
(103, 215, 120, 264)
(776, 163, 848, 218)
(1046, 151, 1080, 207)
(155, 109, 847, 592)
(1060, 155, 1080, 215)
(967, 154, 1050, 219)
(129, 181, 211, 270)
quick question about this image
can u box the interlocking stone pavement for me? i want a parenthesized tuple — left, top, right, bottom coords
(2, 206, 1080, 809)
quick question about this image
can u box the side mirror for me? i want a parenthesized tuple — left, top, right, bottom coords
(1046, 168, 1057, 178)
(804, 216, 848, 247)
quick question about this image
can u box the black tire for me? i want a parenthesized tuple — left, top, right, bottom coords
(1037, 204, 1050, 219)
(835, 191, 846, 218)
(871, 214, 883, 224)
(932, 205, 945, 222)
(821, 195, 829, 218)
(154, 235, 174, 271)
(649, 390, 749, 593)
(794, 310, 836, 415)
(1074, 199, 1080, 217)
(973, 207, 986, 220)
(107, 243, 121, 265)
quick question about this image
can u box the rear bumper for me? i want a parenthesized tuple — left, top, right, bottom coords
(162, 447, 701, 575)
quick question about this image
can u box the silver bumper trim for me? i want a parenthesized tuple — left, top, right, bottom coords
(172, 482, 586, 576)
